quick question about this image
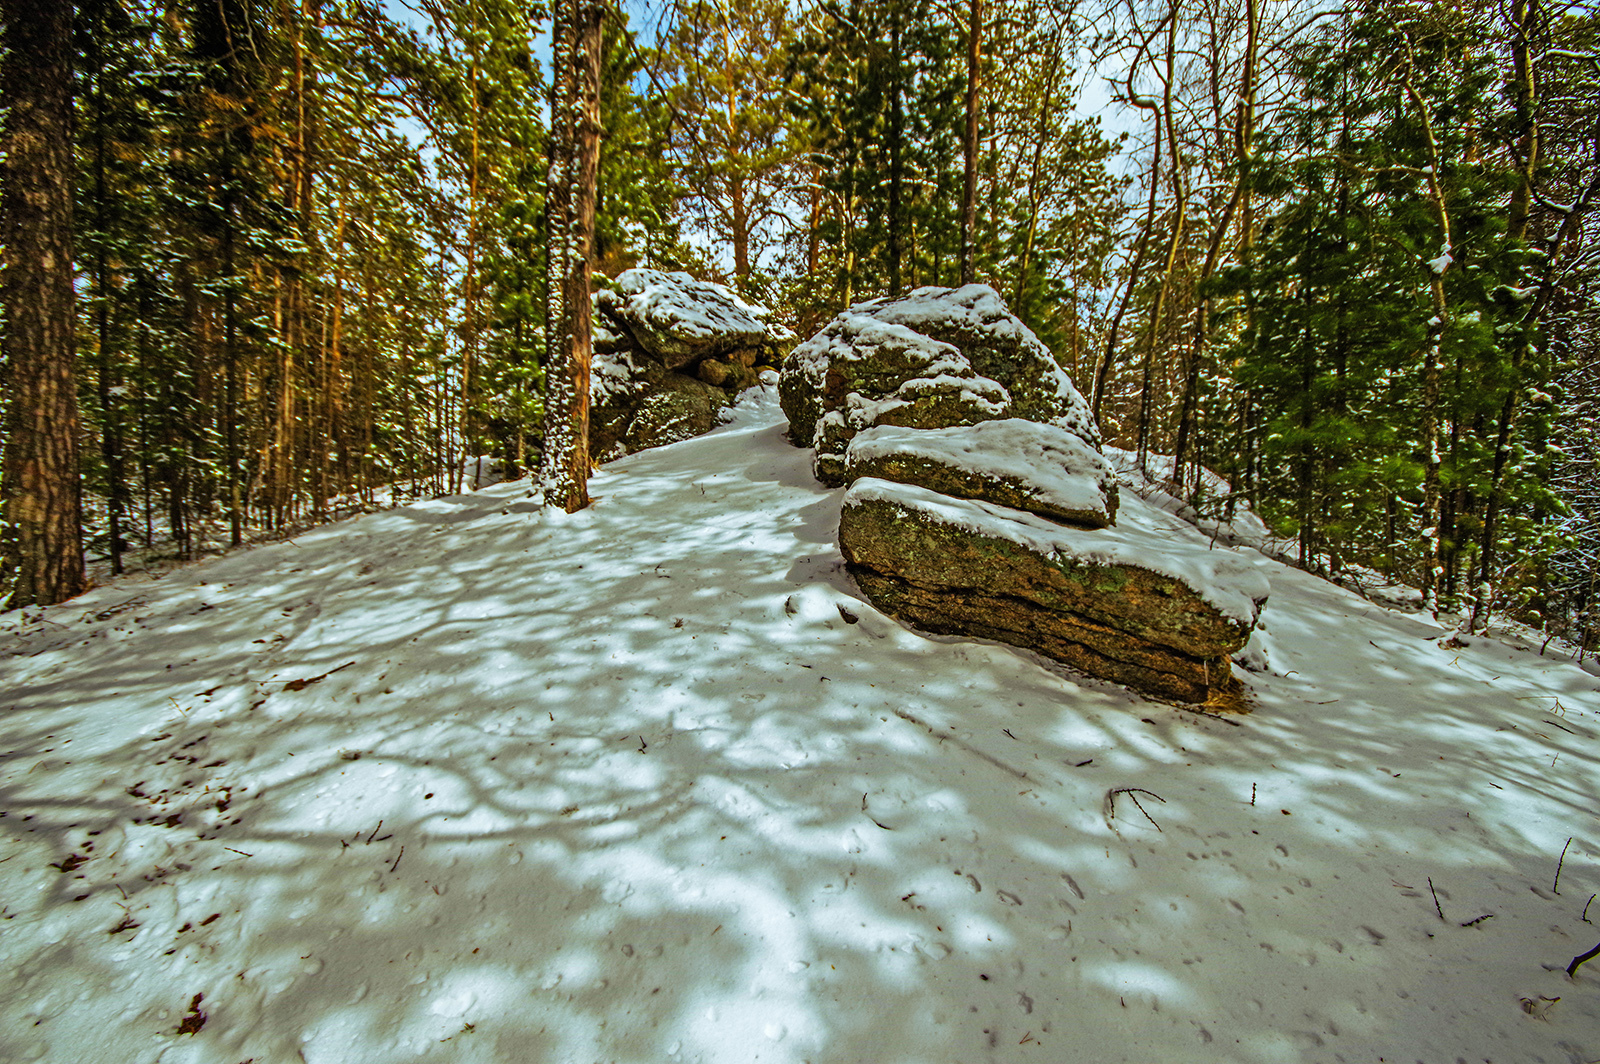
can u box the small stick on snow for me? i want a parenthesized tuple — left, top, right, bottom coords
(279, 661, 356, 692)
(1459, 913, 1493, 927)
(1428, 877, 1445, 921)
(1567, 940, 1600, 977)
(389, 846, 404, 873)
(1582, 894, 1595, 924)
(1106, 788, 1166, 831)
(1250, 782, 1256, 806)
(1555, 837, 1573, 894)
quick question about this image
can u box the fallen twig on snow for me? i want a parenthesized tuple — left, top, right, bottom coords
(1566, 941, 1600, 977)
(280, 661, 356, 692)
(889, 706, 1029, 780)
(1555, 836, 1573, 894)
(1105, 787, 1166, 832)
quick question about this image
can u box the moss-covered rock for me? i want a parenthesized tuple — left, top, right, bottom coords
(589, 357, 734, 462)
(586, 269, 790, 461)
(838, 479, 1266, 703)
(843, 421, 1117, 528)
(779, 284, 1097, 477)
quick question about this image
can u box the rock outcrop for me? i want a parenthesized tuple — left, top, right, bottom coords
(589, 269, 790, 461)
(783, 284, 1266, 704)
(839, 480, 1269, 704)
(779, 284, 1098, 485)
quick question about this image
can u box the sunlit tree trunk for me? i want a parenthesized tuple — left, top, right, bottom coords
(540, 0, 605, 512)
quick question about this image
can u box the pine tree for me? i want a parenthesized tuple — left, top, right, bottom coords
(1212, 0, 1548, 598)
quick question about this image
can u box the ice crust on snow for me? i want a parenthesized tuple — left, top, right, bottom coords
(846, 420, 1112, 521)
(844, 477, 1270, 625)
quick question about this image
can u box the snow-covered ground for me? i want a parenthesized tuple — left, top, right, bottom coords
(3, 386, 1599, 1064)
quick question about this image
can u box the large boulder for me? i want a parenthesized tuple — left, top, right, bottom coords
(779, 284, 1098, 484)
(843, 420, 1118, 529)
(589, 353, 741, 462)
(838, 479, 1269, 704)
(587, 270, 791, 461)
(597, 269, 774, 370)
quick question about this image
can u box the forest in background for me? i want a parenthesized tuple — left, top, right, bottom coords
(1, 0, 1597, 648)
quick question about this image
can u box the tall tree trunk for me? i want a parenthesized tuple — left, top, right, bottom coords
(1, 0, 86, 607)
(1504, 0, 1539, 243)
(87, 0, 127, 574)
(1400, 53, 1451, 613)
(1135, 2, 1186, 476)
(1171, 0, 1257, 495)
(458, 50, 481, 492)
(223, 157, 244, 546)
(1471, 0, 1543, 631)
(731, 175, 750, 282)
(887, 5, 904, 297)
(1014, 39, 1061, 317)
(540, 0, 604, 513)
(1096, 5, 1174, 427)
(959, 0, 982, 285)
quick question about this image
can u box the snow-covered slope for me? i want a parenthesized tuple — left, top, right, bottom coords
(3, 386, 1598, 1064)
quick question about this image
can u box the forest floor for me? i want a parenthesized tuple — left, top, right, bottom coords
(3, 384, 1599, 1064)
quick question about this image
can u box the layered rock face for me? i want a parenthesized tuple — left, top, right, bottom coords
(782, 284, 1266, 704)
(839, 480, 1268, 703)
(590, 269, 791, 461)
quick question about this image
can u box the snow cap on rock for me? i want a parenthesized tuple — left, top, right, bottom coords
(598, 268, 771, 367)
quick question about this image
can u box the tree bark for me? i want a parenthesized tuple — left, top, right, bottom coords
(86, 0, 127, 574)
(887, 5, 904, 297)
(1, 0, 86, 607)
(959, 0, 982, 285)
(1471, 0, 1544, 631)
(540, 0, 604, 513)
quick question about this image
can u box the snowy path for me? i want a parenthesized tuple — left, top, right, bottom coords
(2, 388, 1599, 1064)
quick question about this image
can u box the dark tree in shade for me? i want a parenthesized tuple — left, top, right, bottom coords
(1, 0, 86, 607)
